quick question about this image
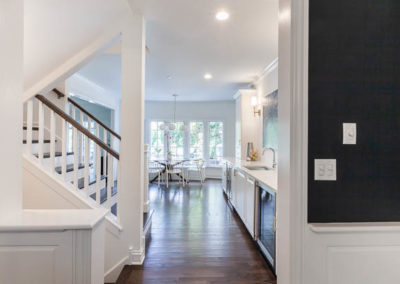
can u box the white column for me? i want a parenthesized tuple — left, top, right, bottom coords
(276, 0, 306, 283)
(0, 0, 23, 214)
(119, 14, 146, 262)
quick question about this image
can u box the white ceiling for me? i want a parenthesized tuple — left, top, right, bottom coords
(76, 0, 278, 102)
(143, 0, 278, 101)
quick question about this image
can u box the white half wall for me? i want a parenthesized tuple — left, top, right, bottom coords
(145, 100, 236, 158)
(0, 0, 23, 215)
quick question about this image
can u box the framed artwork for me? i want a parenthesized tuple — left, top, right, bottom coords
(262, 90, 278, 149)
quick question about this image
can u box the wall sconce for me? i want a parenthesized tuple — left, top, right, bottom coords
(251, 96, 261, 117)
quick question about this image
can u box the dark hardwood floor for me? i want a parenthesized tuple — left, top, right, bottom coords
(116, 180, 276, 284)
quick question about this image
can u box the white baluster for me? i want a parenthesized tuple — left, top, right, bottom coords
(70, 105, 75, 153)
(38, 101, 44, 165)
(116, 160, 120, 220)
(84, 135, 90, 197)
(26, 99, 33, 155)
(103, 128, 107, 176)
(73, 128, 79, 190)
(96, 124, 101, 205)
(79, 111, 83, 164)
(61, 118, 67, 180)
(106, 153, 112, 210)
(49, 110, 56, 173)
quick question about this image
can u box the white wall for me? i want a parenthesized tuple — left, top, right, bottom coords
(0, 0, 23, 214)
(66, 74, 121, 134)
(24, 0, 128, 94)
(145, 100, 236, 159)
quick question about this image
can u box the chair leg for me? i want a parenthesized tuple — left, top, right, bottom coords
(157, 172, 160, 188)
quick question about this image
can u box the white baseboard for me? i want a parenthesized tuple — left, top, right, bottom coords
(104, 255, 129, 283)
(129, 245, 145, 265)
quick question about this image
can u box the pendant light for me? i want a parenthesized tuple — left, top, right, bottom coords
(160, 94, 187, 131)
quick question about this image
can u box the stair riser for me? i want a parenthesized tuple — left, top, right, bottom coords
(41, 154, 75, 168)
(70, 179, 106, 197)
(23, 130, 50, 141)
(23, 142, 64, 155)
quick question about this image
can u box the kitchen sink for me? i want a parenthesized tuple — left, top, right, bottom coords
(245, 166, 272, 171)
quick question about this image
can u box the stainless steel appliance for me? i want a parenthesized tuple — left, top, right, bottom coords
(255, 183, 276, 272)
(222, 162, 232, 201)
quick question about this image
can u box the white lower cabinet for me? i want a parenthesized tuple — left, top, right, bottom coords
(245, 176, 255, 236)
(230, 167, 256, 238)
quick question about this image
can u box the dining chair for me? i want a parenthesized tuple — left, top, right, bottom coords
(166, 161, 185, 188)
(148, 161, 163, 187)
(184, 159, 205, 184)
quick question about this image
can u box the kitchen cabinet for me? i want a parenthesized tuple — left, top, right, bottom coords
(236, 170, 246, 221)
(230, 166, 256, 237)
(244, 176, 255, 236)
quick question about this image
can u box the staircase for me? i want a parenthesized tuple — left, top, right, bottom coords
(23, 89, 120, 219)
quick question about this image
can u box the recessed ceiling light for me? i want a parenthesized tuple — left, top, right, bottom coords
(204, 73, 213, 80)
(216, 11, 229, 21)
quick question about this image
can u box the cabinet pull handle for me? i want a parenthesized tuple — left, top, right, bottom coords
(238, 172, 245, 178)
(273, 217, 277, 232)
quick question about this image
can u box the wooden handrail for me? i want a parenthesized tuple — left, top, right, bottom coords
(52, 88, 121, 140)
(35, 94, 120, 160)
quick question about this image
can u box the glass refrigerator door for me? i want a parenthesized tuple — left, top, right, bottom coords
(259, 187, 276, 266)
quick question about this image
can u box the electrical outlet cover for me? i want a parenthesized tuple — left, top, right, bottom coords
(314, 159, 336, 181)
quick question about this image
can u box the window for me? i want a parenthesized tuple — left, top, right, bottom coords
(150, 121, 165, 160)
(147, 120, 224, 162)
(168, 121, 185, 159)
(209, 121, 224, 159)
(189, 122, 204, 159)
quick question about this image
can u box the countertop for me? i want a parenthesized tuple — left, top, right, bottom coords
(223, 157, 278, 191)
(0, 208, 108, 232)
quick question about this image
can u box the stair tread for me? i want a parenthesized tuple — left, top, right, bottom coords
(88, 181, 118, 205)
(34, 152, 74, 158)
(54, 163, 88, 174)
(75, 175, 106, 190)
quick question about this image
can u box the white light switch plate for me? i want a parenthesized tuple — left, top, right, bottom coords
(314, 159, 336, 181)
(343, 123, 356, 144)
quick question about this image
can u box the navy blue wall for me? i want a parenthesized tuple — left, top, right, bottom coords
(308, 1, 400, 222)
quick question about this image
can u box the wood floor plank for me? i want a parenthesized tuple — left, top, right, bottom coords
(116, 180, 276, 284)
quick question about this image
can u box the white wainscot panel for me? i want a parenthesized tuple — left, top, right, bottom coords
(328, 246, 400, 284)
(0, 231, 73, 284)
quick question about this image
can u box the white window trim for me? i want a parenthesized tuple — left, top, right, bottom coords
(146, 118, 226, 164)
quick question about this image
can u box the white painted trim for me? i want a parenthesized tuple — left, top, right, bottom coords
(104, 255, 129, 283)
(310, 223, 400, 233)
(23, 25, 123, 102)
(143, 214, 152, 236)
(276, 0, 309, 283)
(129, 246, 145, 265)
(233, 89, 256, 100)
(254, 57, 279, 85)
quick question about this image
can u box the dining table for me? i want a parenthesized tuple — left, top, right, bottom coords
(150, 159, 188, 184)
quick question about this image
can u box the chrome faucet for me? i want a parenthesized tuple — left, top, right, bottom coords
(262, 147, 277, 169)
